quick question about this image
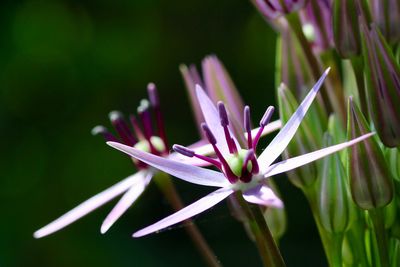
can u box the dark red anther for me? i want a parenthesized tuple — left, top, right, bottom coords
(109, 111, 137, 146)
(91, 125, 119, 142)
(147, 83, 168, 151)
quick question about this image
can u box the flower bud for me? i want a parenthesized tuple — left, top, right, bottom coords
(251, 0, 308, 20)
(360, 22, 400, 147)
(277, 83, 325, 189)
(317, 133, 351, 233)
(347, 97, 394, 209)
(180, 56, 246, 145)
(202, 56, 245, 144)
(385, 147, 400, 182)
(300, 0, 333, 52)
(370, 0, 400, 44)
(332, 0, 361, 58)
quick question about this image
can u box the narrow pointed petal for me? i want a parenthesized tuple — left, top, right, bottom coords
(264, 133, 374, 178)
(195, 85, 240, 155)
(33, 171, 147, 239)
(133, 187, 234, 237)
(107, 142, 229, 187)
(101, 172, 153, 234)
(258, 69, 330, 170)
(242, 184, 283, 208)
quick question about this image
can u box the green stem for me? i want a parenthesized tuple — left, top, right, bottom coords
(153, 173, 222, 267)
(369, 208, 390, 267)
(235, 192, 286, 267)
(345, 216, 370, 267)
(330, 234, 344, 267)
(303, 188, 334, 265)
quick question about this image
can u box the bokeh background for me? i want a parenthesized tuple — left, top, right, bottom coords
(1, 0, 326, 266)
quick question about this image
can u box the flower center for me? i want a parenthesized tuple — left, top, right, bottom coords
(225, 149, 253, 178)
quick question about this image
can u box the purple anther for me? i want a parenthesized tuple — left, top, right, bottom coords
(147, 83, 159, 108)
(244, 106, 253, 149)
(109, 111, 136, 146)
(173, 144, 195, 157)
(91, 125, 119, 142)
(201, 123, 217, 145)
(217, 101, 229, 127)
(260, 106, 275, 126)
(253, 106, 275, 148)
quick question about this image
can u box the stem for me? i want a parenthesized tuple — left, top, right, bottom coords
(369, 208, 390, 267)
(153, 173, 222, 267)
(234, 192, 286, 267)
(350, 56, 369, 118)
(303, 188, 335, 265)
(345, 215, 370, 267)
(330, 234, 344, 267)
(285, 13, 346, 124)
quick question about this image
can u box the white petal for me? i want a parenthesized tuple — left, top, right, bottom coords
(133, 187, 234, 237)
(101, 172, 153, 234)
(258, 69, 330, 171)
(196, 85, 240, 156)
(264, 133, 374, 177)
(242, 184, 283, 208)
(33, 171, 148, 239)
(107, 142, 229, 187)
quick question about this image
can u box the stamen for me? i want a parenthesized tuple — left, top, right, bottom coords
(217, 101, 238, 154)
(241, 149, 259, 183)
(129, 114, 145, 140)
(91, 125, 119, 142)
(253, 106, 274, 149)
(173, 144, 221, 168)
(244, 106, 253, 149)
(137, 100, 153, 139)
(201, 123, 238, 183)
(147, 83, 168, 151)
(109, 111, 136, 146)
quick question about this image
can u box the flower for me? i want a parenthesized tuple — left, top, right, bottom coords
(108, 68, 374, 237)
(33, 83, 280, 239)
(33, 84, 211, 238)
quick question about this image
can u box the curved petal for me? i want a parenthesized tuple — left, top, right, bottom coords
(107, 142, 229, 187)
(264, 133, 374, 178)
(133, 187, 234, 237)
(196, 85, 240, 156)
(258, 69, 330, 170)
(33, 171, 147, 239)
(242, 184, 283, 208)
(101, 172, 153, 234)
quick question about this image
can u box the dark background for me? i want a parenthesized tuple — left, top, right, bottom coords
(0, 0, 325, 266)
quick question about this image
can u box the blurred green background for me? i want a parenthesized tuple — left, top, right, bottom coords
(0, 0, 326, 266)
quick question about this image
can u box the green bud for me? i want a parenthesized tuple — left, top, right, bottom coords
(347, 97, 394, 209)
(317, 133, 351, 234)
(361, 22, 400, 147)
(333, 0, 361, 58)
(385, 147, 400, 182)
(277, 83, 325, 189)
